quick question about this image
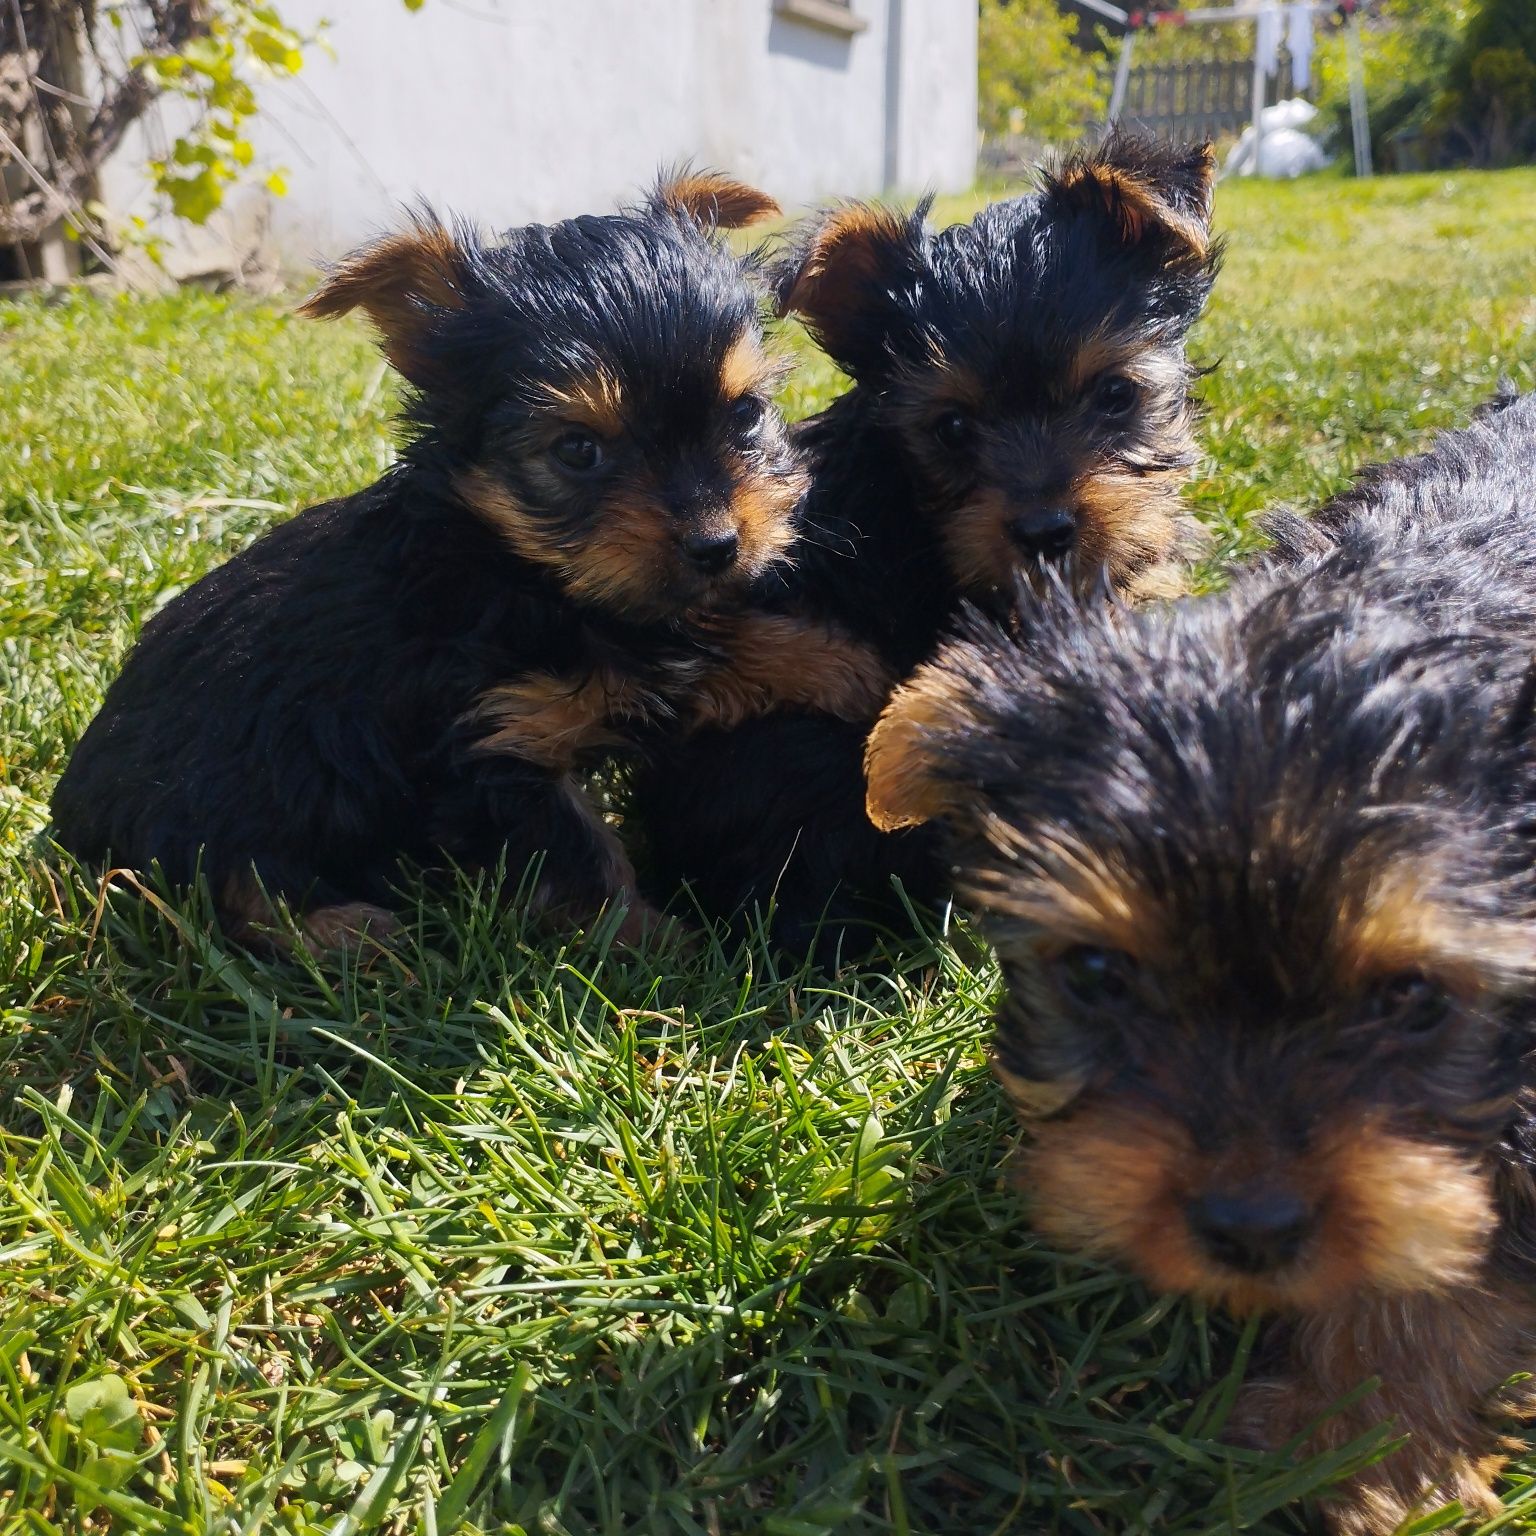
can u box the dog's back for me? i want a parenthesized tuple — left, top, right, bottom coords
(1263, 391, 1536, 642)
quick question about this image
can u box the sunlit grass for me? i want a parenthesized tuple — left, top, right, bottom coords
(2, 165, 1535, 1534)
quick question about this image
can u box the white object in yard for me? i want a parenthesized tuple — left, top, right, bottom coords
(1225, 99, 1328, 178)
(1264, 97, 1320, 132)
(1255, 5, 1283, 80)
(1287, 1, 1315, 91)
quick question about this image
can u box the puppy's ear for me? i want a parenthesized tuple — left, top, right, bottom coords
(1043, 135, 1216, 268)
(299, 210, 474, 387)
(864, 653, 981, 831)
(654, 168, 781, 231)
(775, 199, 930, 378)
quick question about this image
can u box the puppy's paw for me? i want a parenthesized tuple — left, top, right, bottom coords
(301, 902, 402, 956)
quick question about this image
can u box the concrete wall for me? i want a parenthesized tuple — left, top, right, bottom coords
(99, 0, 976, 270)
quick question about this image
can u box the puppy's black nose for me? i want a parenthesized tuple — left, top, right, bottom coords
(1187, 1189, 1314, 1275)
(1008, 507, 1077, 560)
(681, 528, 740, 574)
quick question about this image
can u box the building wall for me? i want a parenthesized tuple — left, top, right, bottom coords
(98, 0, 976, 268)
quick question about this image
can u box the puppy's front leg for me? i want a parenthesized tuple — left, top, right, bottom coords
(689, 613, 894, 730)
(439, 676, 664, 937)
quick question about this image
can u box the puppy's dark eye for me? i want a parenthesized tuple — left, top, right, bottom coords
(729, 395, 765, 437)
(1056, 945, 1135, 1008)
(551, 430, 604, 473)
(932, 409, 972, 451)
(1093, 375, 1140, 420)
(1374, 972, 1452, 1038)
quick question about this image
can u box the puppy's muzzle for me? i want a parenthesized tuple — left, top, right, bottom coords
(1007, 506, 1077, 561)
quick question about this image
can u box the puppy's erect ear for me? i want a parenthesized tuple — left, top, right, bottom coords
(1043, 135, 1216, 268)
(775, 199, 930, 378)
(654, 168, 781, 231)
(299, 210, 474, 387)
(864, 651, 983, 832)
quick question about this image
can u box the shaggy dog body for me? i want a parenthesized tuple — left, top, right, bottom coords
(52, 176, 886, 946)
(867, 394, 1536, 1532)
(634, 137, 1221, 954)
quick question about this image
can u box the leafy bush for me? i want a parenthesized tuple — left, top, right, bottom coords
(1317, 0, 1536, 171)
(978, 0, 1108, 144)
(1431, 0, 1536, 164)
(1313, 0, 1469, 172)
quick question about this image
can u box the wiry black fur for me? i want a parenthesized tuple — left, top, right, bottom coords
(51, 179, 809, 939)
(933, 395, 1536, 1165)
(895, 394, 1536, 1532)
(632, 135, 1220, 957)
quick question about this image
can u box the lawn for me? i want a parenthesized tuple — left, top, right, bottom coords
(2, 166, 1536, 1536)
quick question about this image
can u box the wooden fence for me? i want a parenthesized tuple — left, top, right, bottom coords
(1116, 59, 1255, 142)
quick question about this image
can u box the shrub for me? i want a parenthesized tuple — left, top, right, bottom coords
(978, 0, 1108, 145)
(1431, 0, 1536, 164)
(1314, 0, 1468, 171)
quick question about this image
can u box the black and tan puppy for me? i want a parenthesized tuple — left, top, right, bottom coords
(51, 173, 888, 951)
(633, 136, 1221, 956)
(866, 393, 1536, 1532)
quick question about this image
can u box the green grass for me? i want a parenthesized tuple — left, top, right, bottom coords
(3, 167, 1536, 1536)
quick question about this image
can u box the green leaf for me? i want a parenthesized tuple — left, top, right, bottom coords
(64, 1374, 143, 1456)
(170, 1293, 212, 1331)
(247, 26, 305, 73)
(181, 36, 233, 81)
(172, 139, 219, 167)
(164, 168, 225, 224)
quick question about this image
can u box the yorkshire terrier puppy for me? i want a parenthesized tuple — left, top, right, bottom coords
(51, 173, 888, 952)
(633, 136, 1221, 956)
(865, 393, 1536, 1533)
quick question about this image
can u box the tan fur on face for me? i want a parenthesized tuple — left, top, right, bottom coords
(299, 218, 466, 386)
(558, 503, 681, 614)
(864, 654, 987, 830)
(1064, 334, 1191, 401)
(938, 469, 1194, 604)
(1231, 1277, 1536, 1535)
(458, 460, 798, 620)
(455, 469, 679, 615)
(456, 468, 568, 567)
(657, 171, 780, 231)
(965, 825, 1168, 960)
(890, 360, 989, 422)
(1336, 864, 1536, 997)
(720, 332, 782, 402)
(727, 464, 805, 574)
(941, 486, 1026, 599)
(991, 1055, 1086, 1120)
(1072, 466, 1192, 593)
(540, 370, 627, 438)
(1022, 1101, 1497, 1314)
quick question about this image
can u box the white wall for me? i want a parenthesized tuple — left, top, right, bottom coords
(98, 0, 976, 268)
